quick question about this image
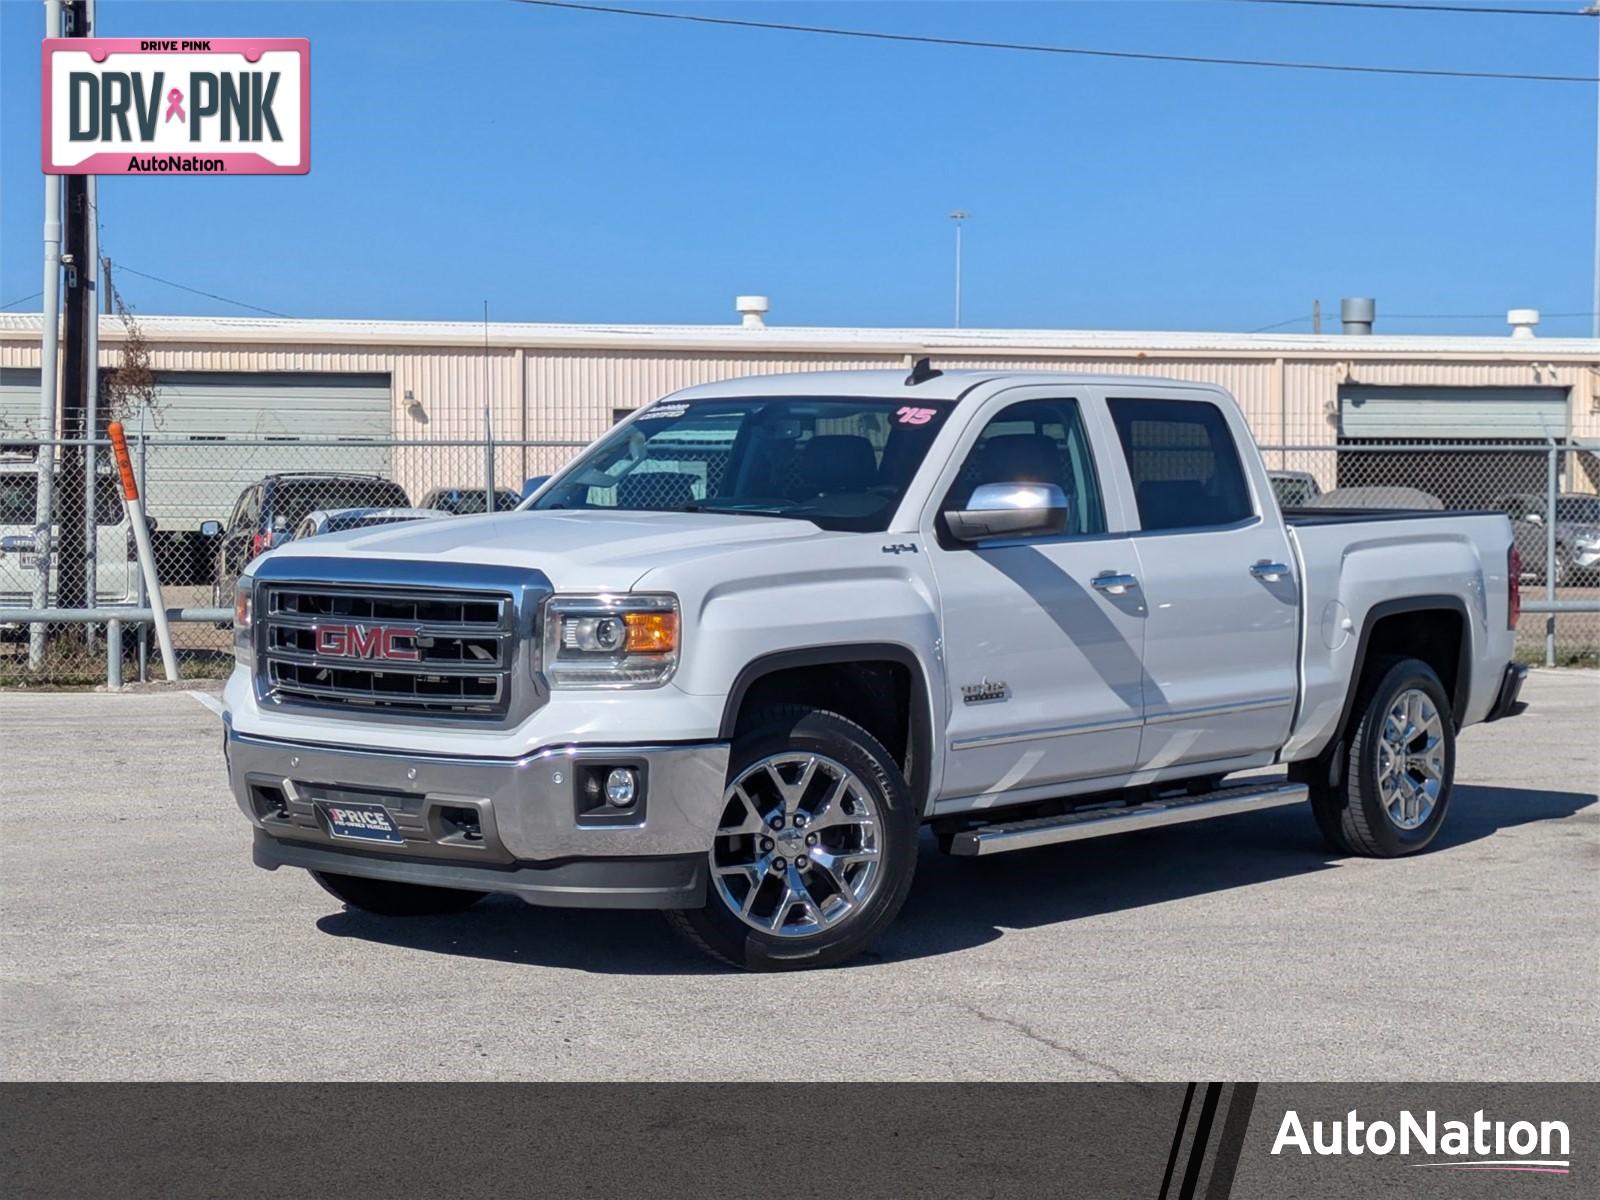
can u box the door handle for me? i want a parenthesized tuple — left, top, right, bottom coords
(1250, 561, 1291, 581)
(1091, 571, 1139, 594)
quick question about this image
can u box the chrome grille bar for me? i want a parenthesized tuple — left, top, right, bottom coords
(258, 581, 516, 719)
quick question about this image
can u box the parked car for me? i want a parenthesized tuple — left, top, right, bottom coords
(292, 507, 448, 542)
(1267, 469, 1321, 509)
(225, 368, 1523, 970)
(420, 487, 522, 515)
(0, 463, 136, 614)
(209, 473, 411, 605)
(1302, 486, 1443, 511)
(1493, 492, 1600, 586)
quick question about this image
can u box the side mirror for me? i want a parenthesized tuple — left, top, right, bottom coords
(1524, 512, 1543, 525)
(945, 483, 1070, 543)
(273, 514, 290, 532)
(521, 475, 551, 500)
(199, 520, 222, 538)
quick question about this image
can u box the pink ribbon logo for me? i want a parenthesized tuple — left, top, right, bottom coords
(164, 88, 185, 123)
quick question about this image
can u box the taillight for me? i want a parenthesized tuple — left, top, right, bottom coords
(1507, 544, 1521, 630)
(250, 531, 270, 559)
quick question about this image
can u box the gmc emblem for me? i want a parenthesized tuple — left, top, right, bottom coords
(314, 623, 420, 662)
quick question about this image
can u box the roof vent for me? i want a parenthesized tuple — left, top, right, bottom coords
(1506, 308, 1539, 339)
(1340, 297, 1375, 336)
(735, 295, 769, 329)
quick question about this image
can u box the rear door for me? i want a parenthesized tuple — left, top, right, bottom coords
(1106, 391, 1300, 771)
(926, 388, 1146, 804)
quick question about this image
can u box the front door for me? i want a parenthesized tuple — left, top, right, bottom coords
(926, 391, 1147, 806)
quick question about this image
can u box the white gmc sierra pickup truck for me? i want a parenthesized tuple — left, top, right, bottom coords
(223, 366, 1527, 969)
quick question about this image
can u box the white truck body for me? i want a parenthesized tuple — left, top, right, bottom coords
(222, 370, 1523, 967)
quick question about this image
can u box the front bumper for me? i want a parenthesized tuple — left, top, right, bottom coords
(1484, 662, 1528, 723)
(226, 723, 729, 909)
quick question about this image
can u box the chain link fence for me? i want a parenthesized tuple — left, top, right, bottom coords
(1, 433, 585, 686)
(2, 434, 1596, 687)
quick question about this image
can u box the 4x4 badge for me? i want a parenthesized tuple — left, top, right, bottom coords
(881, 542, 918, 555)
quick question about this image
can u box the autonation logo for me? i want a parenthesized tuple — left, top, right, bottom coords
(1272, 1108, 1571, 1175)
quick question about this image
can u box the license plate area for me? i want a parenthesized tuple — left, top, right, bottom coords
(317, 799, 403, 844)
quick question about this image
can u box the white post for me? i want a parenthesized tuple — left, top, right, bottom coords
(109, 421, 178, 682)
(30, 0, 64, 669)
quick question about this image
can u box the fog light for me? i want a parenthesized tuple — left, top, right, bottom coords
(605, 767, 638, 807)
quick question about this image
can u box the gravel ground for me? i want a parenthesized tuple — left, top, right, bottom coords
(1, 671, 1595, 1082)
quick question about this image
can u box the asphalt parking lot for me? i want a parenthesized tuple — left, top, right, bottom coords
(2, 672, 1595, 1082)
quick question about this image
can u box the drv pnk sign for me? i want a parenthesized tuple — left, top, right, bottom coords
(42, 38, 309, 175)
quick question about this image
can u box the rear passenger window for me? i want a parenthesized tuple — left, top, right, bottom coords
(1109, 398, 1253, 531)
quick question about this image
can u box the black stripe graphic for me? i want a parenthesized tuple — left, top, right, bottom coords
(1178, 1083, 1225, 1199)
(1158, 1082, 1197, 1200)
(1204, 1083, 1260, 1200)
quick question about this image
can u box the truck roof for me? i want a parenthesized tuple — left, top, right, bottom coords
(667, 368, 1225, 404)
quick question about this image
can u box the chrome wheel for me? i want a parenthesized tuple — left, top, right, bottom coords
(1376, 687, 1445, 831)
(710, 752, 884, 939)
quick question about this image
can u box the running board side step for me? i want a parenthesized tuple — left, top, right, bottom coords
(948, 781, 1309, 856)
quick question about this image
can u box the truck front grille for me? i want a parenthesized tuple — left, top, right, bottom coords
(258, 583, 516, 719)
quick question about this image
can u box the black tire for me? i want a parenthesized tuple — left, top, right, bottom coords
(1307, 656, 1456, 858)
(311, 870, 487, 916)
(666, 706, 919, 971)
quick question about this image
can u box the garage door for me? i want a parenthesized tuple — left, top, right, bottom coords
(0, 367, 45, 448)
(1339, 385, 1570, 440)
(140, 372, 393, 532)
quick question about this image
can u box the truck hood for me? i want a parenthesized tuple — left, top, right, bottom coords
(261, 508, 831, 590)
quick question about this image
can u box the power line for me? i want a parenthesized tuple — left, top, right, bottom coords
(1230, 0, 1593, 18)
(510, 0, 1598, 83)
(1250, 314, 1317, 331)
(1, 291, 44, 311)
(112, 264, 290, 318)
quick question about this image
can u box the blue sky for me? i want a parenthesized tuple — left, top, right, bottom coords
(1, 0, 1594, 335)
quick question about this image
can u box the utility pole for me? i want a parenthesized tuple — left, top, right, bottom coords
(56, 0, 92, 615)
(1312, 299, 1321, 335)
(949, 211, 969, 327)
(102, 256, 112, 315)
(30, 0, 65, 669)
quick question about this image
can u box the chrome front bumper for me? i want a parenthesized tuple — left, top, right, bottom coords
(226, 723, 729, 908)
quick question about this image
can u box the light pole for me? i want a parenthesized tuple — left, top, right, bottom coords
(1589, 4, 1599, 339)
(949, 210, 969, 327)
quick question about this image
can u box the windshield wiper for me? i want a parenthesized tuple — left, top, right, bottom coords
(676, 503, 801, 520)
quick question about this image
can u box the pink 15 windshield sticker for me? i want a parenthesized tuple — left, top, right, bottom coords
(896, 406, 937, 426)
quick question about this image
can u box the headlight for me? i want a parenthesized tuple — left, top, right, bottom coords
(233, 578, 254, 666)
(541, 594, 679, 689)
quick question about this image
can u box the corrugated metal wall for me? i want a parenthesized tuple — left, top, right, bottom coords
(2, 326, 1594, 501)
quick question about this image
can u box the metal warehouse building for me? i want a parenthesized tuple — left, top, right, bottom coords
(3, 307, 1597, 513)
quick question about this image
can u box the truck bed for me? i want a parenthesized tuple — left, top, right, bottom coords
(1282, 507, 1495, 527)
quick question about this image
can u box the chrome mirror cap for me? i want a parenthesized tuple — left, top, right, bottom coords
(945, 482, 1069, 542)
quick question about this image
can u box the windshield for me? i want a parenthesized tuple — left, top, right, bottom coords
(527, 396, 955, 532)
(276, 479, 410, 528)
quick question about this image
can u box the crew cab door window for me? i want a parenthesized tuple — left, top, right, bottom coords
(1108, 398, 1253, 531)
(942, 398, 1106, 537)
